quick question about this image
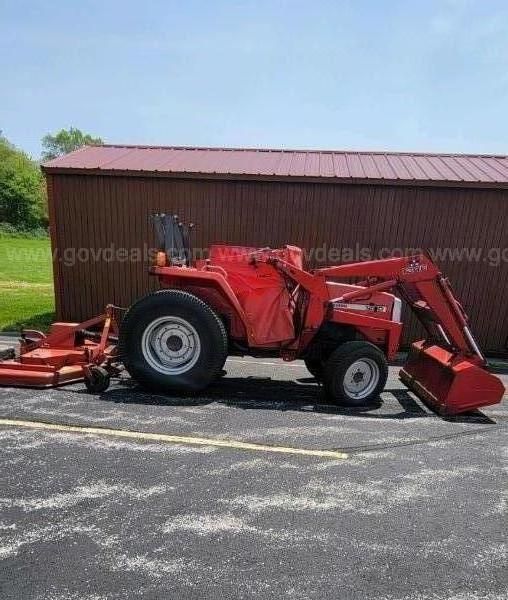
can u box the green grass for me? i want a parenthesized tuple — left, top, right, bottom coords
(0, 236, 55, 332)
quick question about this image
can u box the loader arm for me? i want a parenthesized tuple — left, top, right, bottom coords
(318, 255, 482, 361)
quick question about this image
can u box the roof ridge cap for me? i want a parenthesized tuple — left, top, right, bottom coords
(93, 143, 507, 159)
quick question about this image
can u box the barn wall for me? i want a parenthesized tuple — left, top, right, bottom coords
(47, 173, 508, 355)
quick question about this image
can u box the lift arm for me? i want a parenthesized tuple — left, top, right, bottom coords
(318, 254, 484, 363)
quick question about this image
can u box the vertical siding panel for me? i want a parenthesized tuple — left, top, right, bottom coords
(468, 190, 505, 350)
(85, 176, 97, 317)
(73, 175, 85, 319)
(46, 174, 61, 319)
(57, 176, 67, 319)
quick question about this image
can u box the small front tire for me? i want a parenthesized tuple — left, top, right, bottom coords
(324, 341, 388, 406)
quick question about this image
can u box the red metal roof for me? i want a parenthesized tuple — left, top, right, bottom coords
(42, 144, 508, 187)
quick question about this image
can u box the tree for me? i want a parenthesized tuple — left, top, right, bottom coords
(0, 134, 47, 230)
(41, 127, 103, 161)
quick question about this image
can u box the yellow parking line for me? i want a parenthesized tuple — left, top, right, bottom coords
(0, 418, 348, 460)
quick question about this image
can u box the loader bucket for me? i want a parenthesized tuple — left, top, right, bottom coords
(400, 341, 505, 416)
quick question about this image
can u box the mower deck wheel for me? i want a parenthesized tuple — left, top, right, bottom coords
(84, 366, 111, 394)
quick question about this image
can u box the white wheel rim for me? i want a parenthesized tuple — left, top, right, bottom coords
(141, 316, 201, 375)
(343, 358, 380, 399)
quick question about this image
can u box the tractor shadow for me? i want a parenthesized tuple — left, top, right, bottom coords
(100, 375, 494, 423)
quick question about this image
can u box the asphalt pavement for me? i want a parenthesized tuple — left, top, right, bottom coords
(0, 356, 507, 600)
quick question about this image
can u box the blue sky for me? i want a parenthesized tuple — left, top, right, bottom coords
(1, 0, 507, 158)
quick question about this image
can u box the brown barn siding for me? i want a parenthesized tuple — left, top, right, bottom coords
(47, 174, 508, 355)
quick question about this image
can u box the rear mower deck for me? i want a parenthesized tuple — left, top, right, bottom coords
(0, 308, 119, 392)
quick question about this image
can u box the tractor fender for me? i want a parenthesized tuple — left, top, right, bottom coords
(152, 266, 253, 344)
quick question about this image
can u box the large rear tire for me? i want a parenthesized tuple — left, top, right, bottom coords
(324, 341, 388, 407)
(119, 289, 228, 394)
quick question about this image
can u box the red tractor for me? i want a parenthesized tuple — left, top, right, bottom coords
(0, 214, 504, 416)
(117, 215, 504, 414)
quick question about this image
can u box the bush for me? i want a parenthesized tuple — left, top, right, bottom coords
(0, 135, 47, 231)
(0, 222, 49, 238)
